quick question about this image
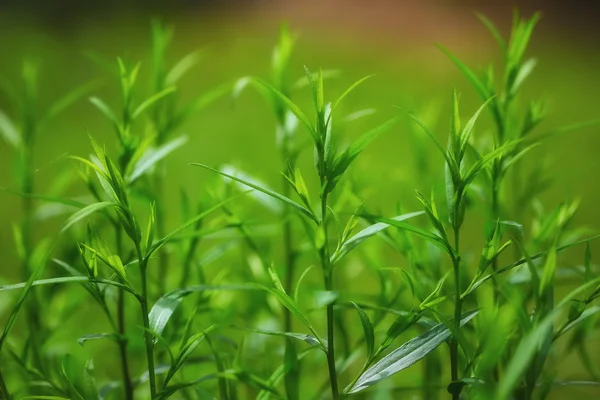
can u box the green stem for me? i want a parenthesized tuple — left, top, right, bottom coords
(115, 228, 133, 400)
(154, 169, 169, 294)
(319, 193, 339, 400)
(136, 245, 156, 399)
(0, 370, 9, 400)
(20, 142, 43, 371)
(282, 174, 295, 332)
(449, 223, 462, 400)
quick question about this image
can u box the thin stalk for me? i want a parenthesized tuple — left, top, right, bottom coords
(319, 192, 339, 399)
(0, 370, 9, 400)
(154, 157, 169, 294)
(282, 174, 295, 332)
(179, 207, 206, 287)
(449, 206, 462, 400)
(20, 137, 43, 371)
(136, 245, 157, 399)
(115, 228, 133, 400)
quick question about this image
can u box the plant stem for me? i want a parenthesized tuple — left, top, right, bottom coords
(115, 228, 133, 400)
(136, 245, 156, 399)
(324, 271, 339, 400)
(154, 166, 169, 294)
(0, 370, 9, 400)
(450, 222, 462, 400)
(282, 173, 295, 332)
(20, 141, 43, 371)
(319, 192, 339, 400)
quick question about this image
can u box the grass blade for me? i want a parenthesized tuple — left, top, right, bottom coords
(128, 135, 188, 183)
(347, 310, 478, 394)
(191, 163, 317, 223)
(60, 202, 113, 233)
(331, 211, 424, 264)
(0, 110, 21, 148)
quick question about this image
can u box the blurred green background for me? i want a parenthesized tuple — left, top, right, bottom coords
(1, 0, 599, 268)
(0, 0, 599, 397)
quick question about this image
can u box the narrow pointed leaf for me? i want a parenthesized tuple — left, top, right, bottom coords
(43, 80, 100, 123)
(132, 86, 176, 119)
(436, 45, 490, 101)
(476, 13, 507, 55)
(284, 339, 300, 400)
(128, 135, 188, 183)
(148, 191, 247, 258)
(327, 74, 374, 126)
(148, 285, 255, 340)
(351, 302, 375, 361)
(253, 78, 316, 140)
(89, 97, 119, 126)
(191, 163, 317, 223)
(331, 211, 424, 263)
(0, 110, 21, 148)
(61, 202, 113, 233)
(365, 214, 454, 256)
(166, 50, 203, 85)
(77, 333, 120, 347)
(347, 310, 478, 394)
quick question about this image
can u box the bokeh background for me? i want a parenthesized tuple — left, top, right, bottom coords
(1, 0, 599, 270)
(0, 0, 599, 398)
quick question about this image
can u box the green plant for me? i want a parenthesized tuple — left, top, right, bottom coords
(0, 10, 599, 400)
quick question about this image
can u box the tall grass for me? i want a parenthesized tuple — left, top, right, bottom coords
(1, 11, 599, 400)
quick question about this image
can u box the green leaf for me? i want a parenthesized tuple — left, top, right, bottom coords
(253, 78, 317, 140)
(327, 74, 374, 127)
(173, 83, 231, 130)
(0, 276, 137, 297)
(191, 163, 317, 223)
(293, 168, 311, 208)
(132, 86, 176, 120)
(436, 44, 491, 102)
(128, 135, 188, 183)
(238, 327, 322, 347)
(365, 214, 454, 256)
(148, 285, 255, 340)
(303, 66, 320, 114)
(0, 242, 55, 358)
(149, 291, 188, 341)
(42, 80, 100, 124)
(166, 50, 204, 85)
(406, 111, 457, 176)
(222, 165, 283, 213)
(262, 285, 325, 351)
(331, 211, 424, 264)
(459, 96, 496, 160)
(333, 115, 402, 185)
(163, 325, 216, 387)
(0, 109, 21, 148)
(510, 58, 537, 96)
(89, 96, 119, 127)
(539, 247, 557, 298)
(476, 12, 507, 55)
(0, 188, 87, 209)
(496, 312, 557, 400)
(351, 302, 375, 361)
(462, 235, 600, 299)
(379, 311, 421, 353)
(77, 333, 120, 347)
(284, 339, 300, 400)
(147, 192, 246, 258)
(347, 310, 478, 394)
(78, 244, 128, 283)
(146, 202, 156, 252)
(61, 202, 113, 233)
(463, 140, 519, 186)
